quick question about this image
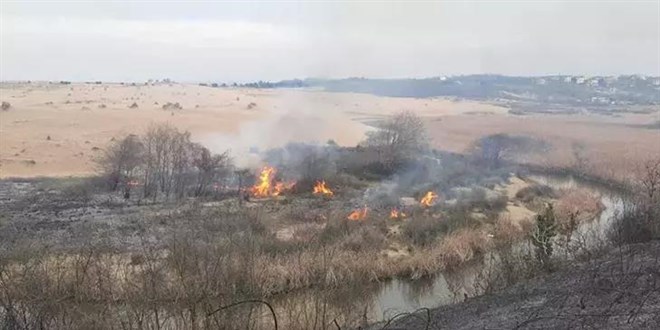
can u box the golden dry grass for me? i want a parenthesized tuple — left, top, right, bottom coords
(425, 112, 660, 182)
(0, 82, 505, 178)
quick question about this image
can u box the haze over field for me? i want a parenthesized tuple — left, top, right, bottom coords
(0, 83, 510, 177)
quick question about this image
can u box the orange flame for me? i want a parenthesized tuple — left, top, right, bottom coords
(251, 166, 275, 197)
(390, 208, 406, 219)
(420, 191, 438, 207)
(273, 181, 296, 196)
(347, 206, 368, 221)
(313, 180, 334, 196)
(251, 166, 295, 197)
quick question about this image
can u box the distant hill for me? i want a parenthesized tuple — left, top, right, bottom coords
(230, 75, 660, 109)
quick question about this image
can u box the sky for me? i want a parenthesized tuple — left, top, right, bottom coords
(1, 1, 659, 82)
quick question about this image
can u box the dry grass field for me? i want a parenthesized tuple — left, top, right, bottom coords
(0, 82, 506, 178)
(1, 82, 657, 181)
(426, 112, 659, 182)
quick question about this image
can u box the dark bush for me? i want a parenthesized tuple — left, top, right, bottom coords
(516, 184, 555, 202)
(402, 216, 448, 246)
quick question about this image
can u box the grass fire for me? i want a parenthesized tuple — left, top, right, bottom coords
(250, 166, 295, 197)
(420, 191, 439, 207)
(390, 208, 406, 219)
(1, 6, 659, 328)
(312, 180, 334, 196)
(347, 205, 369, 220)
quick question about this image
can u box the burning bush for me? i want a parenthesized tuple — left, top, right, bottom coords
(249, 166, 295, 197)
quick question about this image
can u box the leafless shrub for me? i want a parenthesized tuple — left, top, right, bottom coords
(362, 111, 429, 171)
(609, 159, 660, 244)
(1, 101, 10, 110)
(471, 133, 549, 168)
(97, 134, 144, 195)
(191, 144, 231, 196)
(402, 215, 448, 246)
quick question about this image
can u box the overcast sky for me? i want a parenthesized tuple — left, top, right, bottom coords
(1, 1, 659, 82)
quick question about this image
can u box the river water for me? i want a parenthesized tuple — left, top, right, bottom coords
(364, 174, 627, 322)
(261, 174, 628, 328)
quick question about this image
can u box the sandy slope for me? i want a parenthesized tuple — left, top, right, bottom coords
(0, 82, 506, 177)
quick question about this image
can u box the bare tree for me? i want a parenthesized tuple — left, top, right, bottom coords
(471, 133, 549, 168)
(363, 111, 429, 170)
(97, 134, 144, 197)
(191, 144, 231, 196)
(97, 123, 231, 201)
(142, 124, 188, 200)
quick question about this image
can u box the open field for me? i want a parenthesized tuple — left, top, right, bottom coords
(0, 82, 506, 178)
(1, 82, 658, 329)
(426, 112, 660, 182)
(2, 83, 658, 181)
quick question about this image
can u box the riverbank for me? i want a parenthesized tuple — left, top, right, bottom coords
(375, 240, 660, 329)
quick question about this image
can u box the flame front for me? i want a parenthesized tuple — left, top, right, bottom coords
(420, 191, 439, 207)
(251, 166, 276, 197)
(390, 208, 406, 219)
(251, 166, 295, 197)
(313, 180, 334, 196)
(347, 206, 368, 221)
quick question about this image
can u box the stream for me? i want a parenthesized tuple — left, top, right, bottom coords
(262, 174, 628, 327)
(366, 173, 626, 323)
